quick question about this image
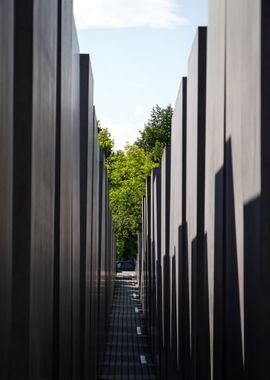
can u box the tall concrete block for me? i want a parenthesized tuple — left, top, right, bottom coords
(54, 1, 73, 378)
(179, 79, 189, 380)
(152, 168, 162, 373)
(89, 111, 101, 380)
(0, 1, 13, 378)
(226, 1, 270, 378)
(169, 78, 187, 378)
(186, 27, 209, 380)
(204, 1, 226, 379)
(0, 3, 116, 379)
(4, 1, 58, 379)
(30, 2, 58, 378)
(150, 171, 156, 362)
(141, 197, 147, 316)
(146, 176, 152, 336)
(137, 232, 143, 293)
(97, 151, 108, 366)
(160, 147, 171, 379)
(80, 54, 94, 380)
(71, 20, 81, 379)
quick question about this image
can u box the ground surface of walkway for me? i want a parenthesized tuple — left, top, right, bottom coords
(99, 272, 156, 380)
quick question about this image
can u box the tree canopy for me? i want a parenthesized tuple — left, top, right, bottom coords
(135, 104, 173, 163)
(98, 104, 173, 261)
(98, 127, 114, 159)
(106, 145, 158, 260)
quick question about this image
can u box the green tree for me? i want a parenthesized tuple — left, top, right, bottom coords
(98, 105, 173, 261)
(106, 145, 158, 261)
(136, 104, 173, 163)
(98, 127, 114, 159)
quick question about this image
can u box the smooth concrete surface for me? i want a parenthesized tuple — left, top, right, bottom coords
(150, 171, 156, 365)
(179, 78, 189, 380)
(97, 151, 107, 364)
(186, 27, 209, 380)
(260, 2, 270, 378)
(139, 3, 270, 380)
(55, 1, 74, 378)
(80, 53, 94, 379)
(152, 168, 162, 375)
(169, 78, 187, 378)
(9, 1, 58, 378)
(30, 1, 58, 379)
(0, 2, 13, 379)
(144, 176, 152, 339)
(0, 3, 115, 379)
(226, 1, 256, 375)
(160, 147, 171, 380)
(226, 1, 269, 379)
(89, 111, 101, 380)
(141, 196, 147, 316)
(71, 20, 81, 379)
(225, 1, 261, 378)
(204, 1, 226, 378)
(11, 1, 35, 376)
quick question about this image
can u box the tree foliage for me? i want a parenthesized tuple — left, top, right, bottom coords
(106, 145, 157, 261)
(135, 104, 173, 163)
(98, 105, 173, 261)
(98, 127, 114, 159)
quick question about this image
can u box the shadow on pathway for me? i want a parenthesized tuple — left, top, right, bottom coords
(98, 272, 156, 380)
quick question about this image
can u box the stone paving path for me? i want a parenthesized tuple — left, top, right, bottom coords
(98, 272, 156, 380)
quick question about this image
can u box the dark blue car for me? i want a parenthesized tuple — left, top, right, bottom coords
(116, 260, 136, 272)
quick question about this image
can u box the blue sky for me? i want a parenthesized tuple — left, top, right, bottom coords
(74, 0, 208, 149)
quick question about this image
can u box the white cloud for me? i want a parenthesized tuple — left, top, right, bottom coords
(73, 0, 189, 29)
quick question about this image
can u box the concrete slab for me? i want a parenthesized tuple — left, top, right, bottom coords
(204, 1, 226, 378)
(0, 2, 13, 379)
(186, 27, 209, 379)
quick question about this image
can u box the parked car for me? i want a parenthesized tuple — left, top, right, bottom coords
(116, 260, 136, 272)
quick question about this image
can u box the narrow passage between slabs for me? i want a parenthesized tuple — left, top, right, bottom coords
(98, 272, 156, 380)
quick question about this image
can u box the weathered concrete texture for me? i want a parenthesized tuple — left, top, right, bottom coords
(204, 1, 226, 378)
(186, 27, 210, 380)
(169, 77, 187, 378)
(0, 2, 13, 379)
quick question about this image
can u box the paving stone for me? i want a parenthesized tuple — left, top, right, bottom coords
(98, 272, 157, 380)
